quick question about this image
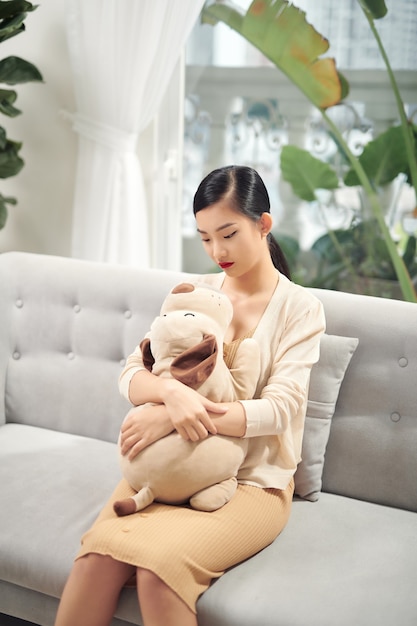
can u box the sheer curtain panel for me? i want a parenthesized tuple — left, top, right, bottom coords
(66, 0, 204, 266)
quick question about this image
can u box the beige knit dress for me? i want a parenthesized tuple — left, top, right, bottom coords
(76, 335, 294, 614)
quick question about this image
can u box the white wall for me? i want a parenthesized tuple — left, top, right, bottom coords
(0, 0, 77, 257)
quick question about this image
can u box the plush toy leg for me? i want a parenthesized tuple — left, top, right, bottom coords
(113, 486, 155, 517)
(189, 477, 238, 512)
(113, 498, 137, 517)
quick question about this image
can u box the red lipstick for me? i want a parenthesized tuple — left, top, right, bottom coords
(219, 262, 234, 269)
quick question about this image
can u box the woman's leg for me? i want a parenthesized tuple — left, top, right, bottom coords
(54, 553, 134, 626)
(137, 568, 198, 626)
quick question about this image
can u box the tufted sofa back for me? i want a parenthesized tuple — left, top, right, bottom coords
(310, 286, 417, 513)
(0, 252, 194, 443)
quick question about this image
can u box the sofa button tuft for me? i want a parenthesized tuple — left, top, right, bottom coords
(67, 352, 75, 360)
(15, 299, 23, 308)
(124, 310, 132, 319)
(120, 359, 126, 367)
(390, 412, 401, 423)
(398, 357, 408, 367)
(13, 351, 20, 360)
(73, 304, 81, 313)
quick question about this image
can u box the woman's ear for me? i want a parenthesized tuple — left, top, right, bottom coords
(259, 212, 273, 237)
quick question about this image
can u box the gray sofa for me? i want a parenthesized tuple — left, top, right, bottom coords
(0, 251, 416, 626)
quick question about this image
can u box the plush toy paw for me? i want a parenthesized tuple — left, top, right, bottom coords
(189, 476, 238, 511)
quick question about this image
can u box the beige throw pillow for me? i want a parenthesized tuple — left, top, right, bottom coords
(294, 333, 359, 501)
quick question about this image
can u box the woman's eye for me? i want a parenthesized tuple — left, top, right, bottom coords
(224, 231, 237, 239)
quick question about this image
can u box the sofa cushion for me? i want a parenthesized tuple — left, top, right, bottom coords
(0, 424, 121, 598)
(197, 492, 417, 626)
(294, 334, 359, 501)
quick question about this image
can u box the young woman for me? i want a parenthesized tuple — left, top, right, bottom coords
(54, 165, 325, 626)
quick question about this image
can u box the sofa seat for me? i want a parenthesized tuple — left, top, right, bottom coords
(199, 493, 417, 626)
(1, 422, 416, 626)
(0, 424, 140, 625)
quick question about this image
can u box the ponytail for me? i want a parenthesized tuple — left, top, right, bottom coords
(267, 233, 291, 279)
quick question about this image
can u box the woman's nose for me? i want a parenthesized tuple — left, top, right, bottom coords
(213, 241, 226, 259)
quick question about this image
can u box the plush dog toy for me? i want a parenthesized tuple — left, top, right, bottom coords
(113, 282, 260, 515)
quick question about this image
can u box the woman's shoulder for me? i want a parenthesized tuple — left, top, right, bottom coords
(276, 273, 324, 315)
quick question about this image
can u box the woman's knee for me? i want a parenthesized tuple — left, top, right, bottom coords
(76, 553, 113, 572)
(136, 568, 197, 623)
(136, 567, 165, 592)
(75, 553, 134, 584)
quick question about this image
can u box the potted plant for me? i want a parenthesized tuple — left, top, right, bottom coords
(0, 0, 43, 230)
(202, 0, 417, 302)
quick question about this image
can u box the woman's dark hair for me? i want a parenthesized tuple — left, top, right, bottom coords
(193, 165, 291, 279)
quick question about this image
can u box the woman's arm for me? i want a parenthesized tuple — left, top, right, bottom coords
(129, 369, 228, 432)
(120, 399, 246, 460)
(208, 401, 246, 437)
(242, 298, 326, 438)
(120, 367, 231, 460)
(121, 345, 228, 417)
(128, 367, 174, 406)
(119, 288, 324, 458)
(120, 403, 174, 460)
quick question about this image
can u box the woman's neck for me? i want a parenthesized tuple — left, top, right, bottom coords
(221, 263, 279, 343)
(223, 261, 279, 297)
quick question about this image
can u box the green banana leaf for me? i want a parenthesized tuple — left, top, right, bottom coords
(280, 145, 339, 201)
(344, 125, 417, 187)
(202, 0, 348, 110)
(403, 235, 417, 272)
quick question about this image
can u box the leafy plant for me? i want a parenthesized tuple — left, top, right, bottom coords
(0, 0, 43, 229)
(203, 0, 417, 302)
(310, 221, 417, 293)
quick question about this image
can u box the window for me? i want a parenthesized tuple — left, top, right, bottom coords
(181, 0, 417, 274)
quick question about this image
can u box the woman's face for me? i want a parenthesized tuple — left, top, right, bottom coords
(195, 199, 268, 277)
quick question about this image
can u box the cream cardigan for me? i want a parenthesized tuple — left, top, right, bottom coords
(119, 273, 326, 490)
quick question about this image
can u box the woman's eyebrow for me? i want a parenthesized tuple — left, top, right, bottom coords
(197, 222, 237, 234)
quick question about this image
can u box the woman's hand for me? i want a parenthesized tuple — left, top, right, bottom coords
(120, 404, 173, 460)
(120, 379, 229, 460)
(160, 379, 228, 442)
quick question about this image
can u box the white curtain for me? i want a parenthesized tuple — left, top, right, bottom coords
(66, 0, 204, 266)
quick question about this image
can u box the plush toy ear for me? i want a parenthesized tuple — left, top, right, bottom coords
(140, 338, 155, 372)
(170, 334, 217, 390)
(171, 282, 195, 294)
